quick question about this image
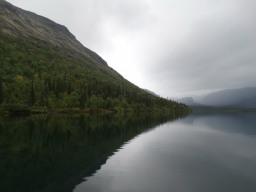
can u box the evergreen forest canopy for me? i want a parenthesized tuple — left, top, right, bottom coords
(0, 33, 189, 115)
(0, 1, 190, 115)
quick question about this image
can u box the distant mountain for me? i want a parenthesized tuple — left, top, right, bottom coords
(178, 87, 256, 110)
(0, 0, 190, 114)
(178, 97, 201, 106)
(198, 87, 256, 108)
(144, 89, 160, 97)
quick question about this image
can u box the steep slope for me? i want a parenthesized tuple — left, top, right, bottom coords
(0, 0, 190, 114)
(0, 0, 112, 72)
(144, 89, 160, 97)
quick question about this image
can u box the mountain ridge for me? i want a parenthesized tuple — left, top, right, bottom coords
(0, 0, 190, 115)
(199, 87, 256, 108)
(0, 0, 110, 69)
(178, 87, 256, 110)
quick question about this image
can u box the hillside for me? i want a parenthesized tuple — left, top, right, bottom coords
(178, 87, 256, 112)
(0, 0, 190, 115)
(144, 89, 160, 97)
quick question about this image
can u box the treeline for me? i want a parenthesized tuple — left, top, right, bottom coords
(0, 33, 190, 115)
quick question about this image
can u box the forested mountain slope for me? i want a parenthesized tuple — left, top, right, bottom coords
(0, 0, 190, 115)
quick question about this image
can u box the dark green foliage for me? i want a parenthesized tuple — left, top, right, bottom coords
(0, 77, 4, 104)
(0, 32, 190, 114)
(29, 81, 35, 106)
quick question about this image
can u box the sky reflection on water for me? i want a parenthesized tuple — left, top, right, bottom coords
(74, 113, 256, 192)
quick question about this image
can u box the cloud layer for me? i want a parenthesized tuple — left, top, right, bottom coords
(8, 0, 256, 97)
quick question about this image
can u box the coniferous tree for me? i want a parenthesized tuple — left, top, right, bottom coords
(29, 81, 35, 106)
(0, 77, 4, 104)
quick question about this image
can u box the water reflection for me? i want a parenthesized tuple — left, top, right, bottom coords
(187, 112, 256, 135)
(74, 112, 256, 192)
(0, 113, 181, 192)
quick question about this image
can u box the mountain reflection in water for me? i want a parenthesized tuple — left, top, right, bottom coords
(0, 113, 181, 192)
(74, 112, 256, 192)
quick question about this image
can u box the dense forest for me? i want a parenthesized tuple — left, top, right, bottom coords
(0, 32, 190, 115)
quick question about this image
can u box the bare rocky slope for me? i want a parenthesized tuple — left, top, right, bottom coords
(0, 0, 111, 71)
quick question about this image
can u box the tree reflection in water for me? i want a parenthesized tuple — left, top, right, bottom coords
(0, 113, 184, 192)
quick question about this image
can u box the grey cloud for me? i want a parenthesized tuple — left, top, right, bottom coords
(103, 0, 151, 29)
(142, 0, 256, 97)
(7, 0, 256, 97)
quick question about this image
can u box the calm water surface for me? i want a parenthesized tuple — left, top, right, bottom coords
(74, 113, 256, 192)
(0, 113, 256, 192)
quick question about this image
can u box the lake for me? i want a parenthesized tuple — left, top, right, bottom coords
(0, 112, 256, 192)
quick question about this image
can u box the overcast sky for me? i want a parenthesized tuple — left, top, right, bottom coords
(7, 0, 256, 98)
